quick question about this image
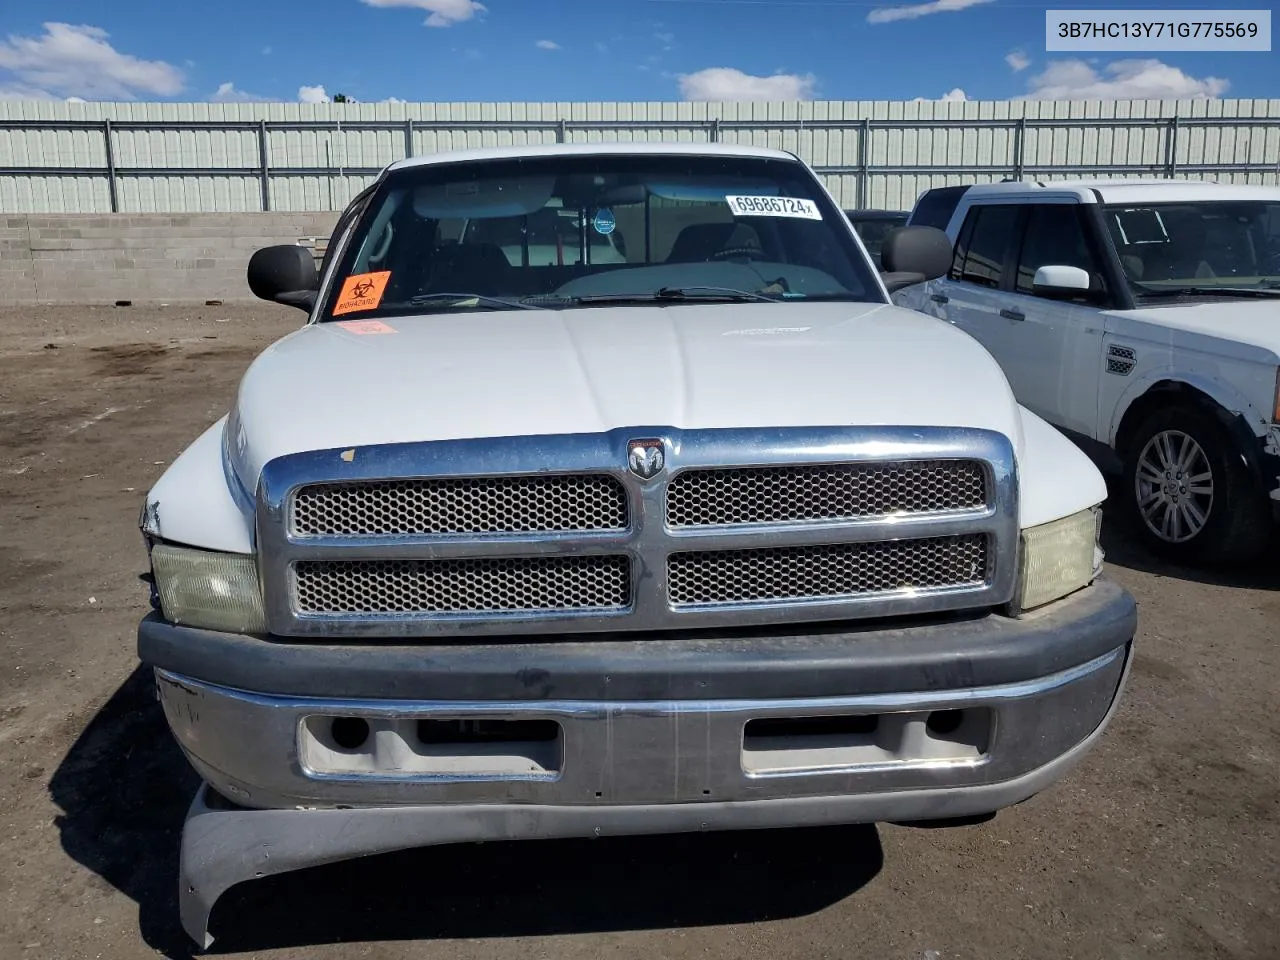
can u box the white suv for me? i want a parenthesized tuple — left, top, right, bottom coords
(894, 179, 1280, 565)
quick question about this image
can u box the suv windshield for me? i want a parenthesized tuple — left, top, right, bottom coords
(322, 153, 880, 318)
(1101, 200, 1280, 296)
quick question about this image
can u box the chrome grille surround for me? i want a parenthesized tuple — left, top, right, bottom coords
(291, 474, 628, 537)
(256, 425, 1019, 638)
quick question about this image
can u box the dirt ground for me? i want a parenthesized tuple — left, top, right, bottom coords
(0, 303, 1277, 960)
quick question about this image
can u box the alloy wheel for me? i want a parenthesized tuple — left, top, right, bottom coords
(1134, 429, 1214, 543)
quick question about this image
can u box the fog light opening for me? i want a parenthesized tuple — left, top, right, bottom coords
(330, 716, 370, 750)
(926, 710, 964, 737)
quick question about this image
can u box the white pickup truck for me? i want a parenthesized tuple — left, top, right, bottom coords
(894, 179, 1280, 565)
(135, 143, 1136, 947)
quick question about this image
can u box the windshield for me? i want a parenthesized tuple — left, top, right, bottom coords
(1102, 200, 1280, 296)
(321, 153, 881, 319)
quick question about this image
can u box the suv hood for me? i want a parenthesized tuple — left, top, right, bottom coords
(226, 301, 1024, 489)
(1113, 299, 1280, 359)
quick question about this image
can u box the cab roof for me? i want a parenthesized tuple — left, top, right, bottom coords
(384, 141, 800, 174)
(958, 178, 1280, 204)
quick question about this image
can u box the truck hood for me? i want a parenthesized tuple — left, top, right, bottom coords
(226, 301, 1025, 490)
(1110, 298, 1280, 359)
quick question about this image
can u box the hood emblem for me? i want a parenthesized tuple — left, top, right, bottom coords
(627, 438, 665, 480)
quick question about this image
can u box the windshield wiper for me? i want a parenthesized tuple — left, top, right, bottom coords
(559, 286, 784, 306)
(1135, 286, 1280, 300)
(405, 292, 546, 310)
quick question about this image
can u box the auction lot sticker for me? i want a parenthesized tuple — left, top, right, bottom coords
(726, 195, 823, 220)
(333, 271, 391, 315)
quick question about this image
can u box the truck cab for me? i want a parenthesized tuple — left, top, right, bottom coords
(895, 179, 1280, 564)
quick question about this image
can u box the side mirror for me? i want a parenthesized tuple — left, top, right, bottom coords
(247, 244, 320, 311)
(879, 225, 952, 293)
(1032, 264, 1103, 302)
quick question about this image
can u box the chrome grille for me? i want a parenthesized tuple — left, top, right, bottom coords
(666, 461, 988, 527)
(259, 426, 1019, 638)
(294, 556, 632, 615)
(291, 474, 628, 537)
(667, 535, 989, 607)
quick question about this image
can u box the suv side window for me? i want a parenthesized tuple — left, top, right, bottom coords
(953, 204, 1019, 288)
(910, 185, 969, 231)
(1015, 204, 1101, 293)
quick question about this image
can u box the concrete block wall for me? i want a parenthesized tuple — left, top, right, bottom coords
(0, 213, 339, 304)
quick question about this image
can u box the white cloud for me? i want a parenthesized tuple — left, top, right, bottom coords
(0, 82, 55, 100)
(677, 67, 816, 102)
(261, 46, 272, 55)
(535, 39, 560, 50)
(1021, 58, 1228, 100)
(298, 84, 329, 103)
(360, 0, 486, 28)
(1005, 50, 1030, 72)
(211, 81, 268, 102)
(867, 0, 994, 24)
(912, 87, 970, 102)
(594, 41, 608, 54)
(0, 22, 184, 99)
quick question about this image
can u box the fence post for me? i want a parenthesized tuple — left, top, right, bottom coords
(1165, 115, 1180, 178)
(556, 119, 567, 144)
(258, 120, 271, 211)
(709, 118, 720, 143)
(404, 118, 414, 160)
(103, 119, 119, 213)
(856, 117, 870, 209)
(1013, 118, 1027, 180)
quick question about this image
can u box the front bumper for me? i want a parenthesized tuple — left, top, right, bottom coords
(138, 578, 1136, 947)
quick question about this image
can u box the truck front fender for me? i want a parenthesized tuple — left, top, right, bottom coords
(143, 416, 256, 553)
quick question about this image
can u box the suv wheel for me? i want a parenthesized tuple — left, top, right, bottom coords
(1121, 403, 1271, 565)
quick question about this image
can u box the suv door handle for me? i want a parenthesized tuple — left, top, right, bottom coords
(930, 293, 949, 304)
(1000, 308, 1025, 321)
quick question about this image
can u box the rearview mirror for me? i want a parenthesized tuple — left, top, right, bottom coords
(1032, 264, 1102, 302)
(879, 226, 952, 293)
(247, 245, 320, 311)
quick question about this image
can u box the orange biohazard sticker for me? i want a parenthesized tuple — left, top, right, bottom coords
(332, 271, 391, 316)
(336, 319, 397, 335)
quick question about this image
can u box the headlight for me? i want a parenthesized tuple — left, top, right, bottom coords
(150, 543, 267, 633)
(1017, 507, 1103, 611)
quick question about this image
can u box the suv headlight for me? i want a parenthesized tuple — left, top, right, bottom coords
(149, 543, 267, 633)
(1017, 507, 1103, 611)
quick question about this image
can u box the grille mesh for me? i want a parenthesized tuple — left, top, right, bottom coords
(295, 556, 631, 615)
(665, 461, 988, 527)
(292, 474, 628, 537)
(667, 535, 988, 606)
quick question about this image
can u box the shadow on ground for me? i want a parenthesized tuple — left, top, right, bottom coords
(1099, 481, 1280, 592)
(48, 666, 200, 958)
(50, 667, 885, 958)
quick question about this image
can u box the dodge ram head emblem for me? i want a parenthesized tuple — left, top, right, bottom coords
(627, 439, 665, 480)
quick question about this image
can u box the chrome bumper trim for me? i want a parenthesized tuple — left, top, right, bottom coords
(155, 642, 1127, 810)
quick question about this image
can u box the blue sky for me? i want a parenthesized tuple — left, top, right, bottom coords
(0, 1, 1274, 104)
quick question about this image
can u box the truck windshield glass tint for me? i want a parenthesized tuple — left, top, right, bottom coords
(1102, 201, 1280, 293)
(322, 154, 880, 318)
